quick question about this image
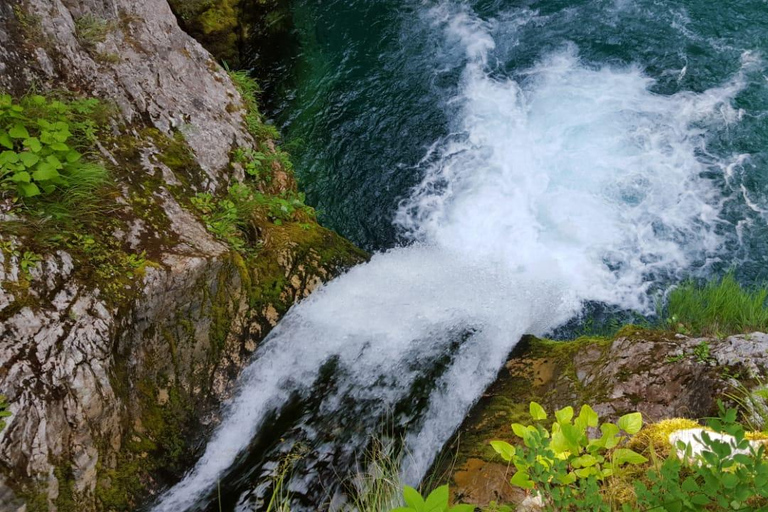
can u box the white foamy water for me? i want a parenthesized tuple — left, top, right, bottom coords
(154, 5, 748, 511)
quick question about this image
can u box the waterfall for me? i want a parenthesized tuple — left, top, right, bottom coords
(154, 3, 750, 510)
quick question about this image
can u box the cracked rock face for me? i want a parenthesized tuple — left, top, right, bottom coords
(441, 330, 768, 508)
(0, 1, 367, 510)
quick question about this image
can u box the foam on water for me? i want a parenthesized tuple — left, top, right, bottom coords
(154, 4, 748, 510)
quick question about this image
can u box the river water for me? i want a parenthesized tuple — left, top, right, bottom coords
(153, 1, 768, 510)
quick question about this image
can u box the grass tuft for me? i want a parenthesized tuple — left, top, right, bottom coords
(664, 273, 768, 337)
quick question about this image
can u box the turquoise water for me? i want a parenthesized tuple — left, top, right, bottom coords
(154, 2, 768, 511)
(262, 0, 768, 281)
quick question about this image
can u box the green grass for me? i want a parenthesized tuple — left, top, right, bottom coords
(664, 273, 768, 337)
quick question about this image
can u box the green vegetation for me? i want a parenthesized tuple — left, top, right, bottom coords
(186, 70, 315, 254)
(468, 401, 768, 511)
(0, 94, 108, 201)
(229, 70, 281, 142)
(74, 14, 112, 50)
(391, 486, 473, 512)
(489, 402, 647, 511)
(663, 274, 768, 337)
(0, 395, 11, 433)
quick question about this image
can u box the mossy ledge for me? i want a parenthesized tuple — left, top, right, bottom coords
(0, 1, 367, 511)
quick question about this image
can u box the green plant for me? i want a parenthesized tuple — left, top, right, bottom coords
(0, 395, 11, 433)
(19, 250, 42, 278)
(692, 340, 712, 364)
(391, 485, 474, 512)
(347, 438, 405, 512)
(191, 184, 258, 251)
(191, 182, 315, 251)
(0, 94, 108, 200)
(228, 70, 281, 141)
(664, 274, 768, 336)
(75, 14, 112, 49)
(490, 402, 647, 511)
(634, 403, 768, 511)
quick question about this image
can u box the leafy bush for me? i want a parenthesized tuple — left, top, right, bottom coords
(392, 485, 473, 512)
(0, 94, 108, 201)
(634, 404, 768, 511)
(664, 273, 768, 336)
(490, 402, 647, 511)
(480, 401, 768, 511)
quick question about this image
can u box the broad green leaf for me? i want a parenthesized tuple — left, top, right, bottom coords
(24, 137, 42, 153)
(0, 132, 12, 149)
(600, 423, 620, 449)
(10, 171, 31, 183)
(555, 406, 574, 424)
(572, 454, 597, 468)
(561, 423, 583, 450)
(576, 405, 599, 429)
(721, 473, 739, 489)
(18, 182, 41, 197)
(19, 152, 39, 167)
(550, 429, 570, 455)
(511, 423, 528, 439)
(424, 485, 449, 512)
(449, 505, 475, 512)
(46, 155, 63, 169)
(665, 500, 683, 512)
(0, 151, 19, 164)
(574, 467, 596, 478)
(9, 124, 29, 139)
(390, 508, 413, 512)
(53, 130, 70, 143)
(65, 150, 82, 163)
(681, 477, 700, 492)
(50, 142, 69, 152)
(509, 471, 534, 489)
(612, 448, 648, 466)
(690, 494, 710, 506)
(618, 412, 643, 434)
(403, 486, 425, 512)
(557, 472, 577, 485)
(529, 402, 547, 421)
(490, 440, 516, 462)
(33, 163, 60, 181)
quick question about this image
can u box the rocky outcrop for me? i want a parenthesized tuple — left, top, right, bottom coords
(0, 1, 366, 511)
(441, 328, 768, 507)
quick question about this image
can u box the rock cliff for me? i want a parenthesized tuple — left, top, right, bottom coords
(0, 1, 366, 510)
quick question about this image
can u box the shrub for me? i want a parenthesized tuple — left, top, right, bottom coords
(634, 404, 768, 511)
(0, 94, 108, 201)
(480, 401, 768, 511)
(489, 402, 647, 511)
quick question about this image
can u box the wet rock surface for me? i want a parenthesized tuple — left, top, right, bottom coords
(440, 329, 768, 508)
